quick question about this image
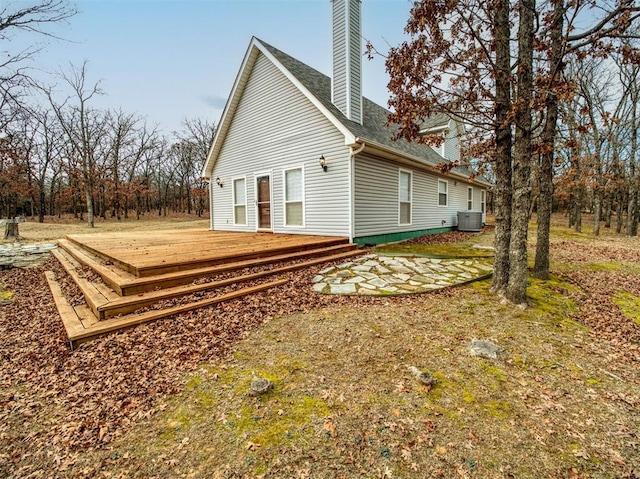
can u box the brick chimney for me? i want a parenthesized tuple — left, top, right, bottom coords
(331, 0, 362, 124)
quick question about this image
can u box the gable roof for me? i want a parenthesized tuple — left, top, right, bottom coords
(203, 37, 488, 186)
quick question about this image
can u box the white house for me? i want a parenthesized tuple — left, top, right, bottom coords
(201, 0, 489, 245)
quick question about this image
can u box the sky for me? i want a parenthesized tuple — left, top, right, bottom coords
(19, 0, 415, 136)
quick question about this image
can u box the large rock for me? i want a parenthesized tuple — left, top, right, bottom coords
(470, 339, 503, 360)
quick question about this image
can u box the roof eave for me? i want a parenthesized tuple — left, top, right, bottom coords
(202, 38, 262, 178)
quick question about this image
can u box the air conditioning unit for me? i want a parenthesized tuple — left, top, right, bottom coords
(457, 211, 483, 232)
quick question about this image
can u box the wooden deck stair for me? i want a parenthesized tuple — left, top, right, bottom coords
(47, 232, 361, 349)
(58, 239, 357, 295)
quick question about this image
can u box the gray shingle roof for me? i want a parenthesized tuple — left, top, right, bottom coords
(259, 39, 487, 184)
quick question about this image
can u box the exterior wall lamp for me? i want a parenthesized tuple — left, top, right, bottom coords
(319, 155, 328, 172)
(215, 177, 224, 188)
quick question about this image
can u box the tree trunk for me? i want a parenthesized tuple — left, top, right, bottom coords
(506, 0, 535, 305)
(533, 0, 564, 280)
(85, 186, 94, 228)
(627, 100, 638, 236)
(603, 192, 612, 228)
(593, 186, 602, 236)
(616, 191, 624, 234)
(491, 0, 513, 295)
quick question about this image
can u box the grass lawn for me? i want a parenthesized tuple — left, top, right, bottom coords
(0, 214, 638, 478)
(3, 214, 211, 243)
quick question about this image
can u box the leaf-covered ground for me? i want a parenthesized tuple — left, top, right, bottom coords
(1, 218, 639, 478)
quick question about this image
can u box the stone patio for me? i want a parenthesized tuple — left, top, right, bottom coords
(0, 242, 58, 269)
(313, 253, 493, 296)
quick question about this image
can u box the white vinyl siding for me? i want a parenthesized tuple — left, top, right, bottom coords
(467, 187, 473, 210)
(210, 52, 350, 236)
(399, 170, 412, 225)
(438, 180, 448, 207)
(233, 177, 247, 225)
(354, 154, 486, 238)
(331, 0, 362, 123)
(284, 167, 304, 227)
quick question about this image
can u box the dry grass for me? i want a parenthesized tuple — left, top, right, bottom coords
(4, 214, 210, 243)
(82, 277, 638, 479)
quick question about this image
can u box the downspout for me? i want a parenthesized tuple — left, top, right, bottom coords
(348, 142, 366, 243)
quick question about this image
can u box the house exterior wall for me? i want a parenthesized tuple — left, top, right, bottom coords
(210, 52, 351, 237)
(353, 153, 486, 244)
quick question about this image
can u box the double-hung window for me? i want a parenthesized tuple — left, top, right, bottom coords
(438, 180, 448, 207)
(233, 178, 247, 225)
(399, 170, 412, 225)
(481, 190, 486, 214)
(284, 167, 304, 226)
(467, 187, 473, 210)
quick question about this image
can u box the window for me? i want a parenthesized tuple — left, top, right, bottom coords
(284, 167, 304, 226)
(233, 178, 247, 225)
(399, 170, 412, 225)
(438, 180, 448, 206)
(467, 187, 473, 211)
(481, 190, 486, 214)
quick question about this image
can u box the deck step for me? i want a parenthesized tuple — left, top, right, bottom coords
(57, 239, 134, 295)
(120, 245, 361, 296)
(45, 271, 85, 347)
(51, 249, 111, 319)
(97, 248, 364, 317)
(78, 278, 289, 340)
(59, 237, 358, 296)
(58, 278, 288, 348)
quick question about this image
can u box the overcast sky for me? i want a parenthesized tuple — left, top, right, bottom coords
(20, 0, 414, 136)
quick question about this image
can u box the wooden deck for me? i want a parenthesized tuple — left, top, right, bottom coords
(48, 230, 360, 348)
(65, 230, 349, 277)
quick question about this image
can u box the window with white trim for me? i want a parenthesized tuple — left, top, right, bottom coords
(438, 180, 448, 207)
(233, 177, 247, 225)
(481, 190, 486, 214)
(467, 187, 473, 210)
(399, 170, 412, 225)
(284, 167, 304, 226)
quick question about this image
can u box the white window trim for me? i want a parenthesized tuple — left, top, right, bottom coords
(467, 186, 474, 211)
(481, 190, 486, 214)
(283, 165, 305, 228)
(398, 168, 412, 226)
(438, 179, 448, 207)
(232, 176, 247, 226)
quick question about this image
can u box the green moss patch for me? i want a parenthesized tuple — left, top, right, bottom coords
(612, 291, 640, 325)
(525, 275, 585, 330)
(375, 243, 493, 259)
(0, 285, 14, 304)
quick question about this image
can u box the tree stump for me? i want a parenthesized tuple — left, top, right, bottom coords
(4, 221, 19, 239)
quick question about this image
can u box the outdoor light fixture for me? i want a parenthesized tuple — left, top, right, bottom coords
(215, 177, 223, 188)
(319, 155, 328, 172)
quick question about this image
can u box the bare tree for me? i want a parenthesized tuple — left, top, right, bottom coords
(0, 1, 75, 128)
(46, 62, 108, 227)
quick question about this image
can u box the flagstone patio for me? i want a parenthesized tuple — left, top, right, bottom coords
(312, 254, 493, 295)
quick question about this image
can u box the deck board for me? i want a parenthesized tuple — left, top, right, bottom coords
(65, 230, 348, 277)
